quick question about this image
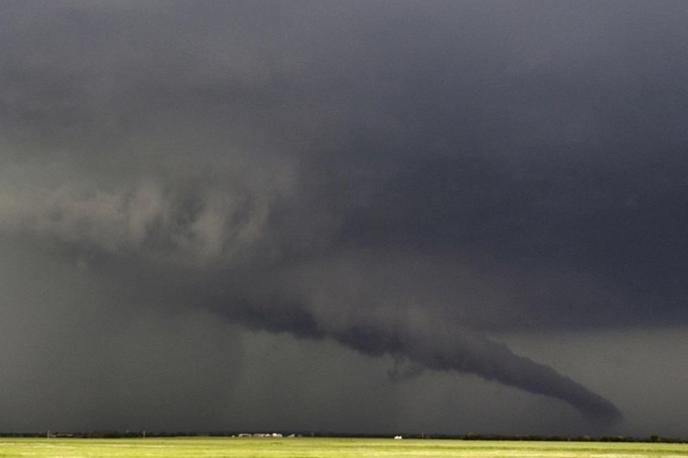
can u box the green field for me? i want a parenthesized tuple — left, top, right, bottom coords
(0, 437, 687, 458)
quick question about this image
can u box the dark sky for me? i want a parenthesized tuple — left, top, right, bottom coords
(1, 0, 688, 436)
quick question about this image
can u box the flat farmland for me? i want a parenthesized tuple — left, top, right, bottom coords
(0, 438, 687, 458)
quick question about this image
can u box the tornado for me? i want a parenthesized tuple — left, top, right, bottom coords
(227, 303, 623, 425)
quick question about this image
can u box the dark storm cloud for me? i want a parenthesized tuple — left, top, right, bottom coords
(2, 0, 688, 432)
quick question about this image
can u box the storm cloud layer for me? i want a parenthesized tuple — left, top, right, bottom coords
(2, 0, 688, 434)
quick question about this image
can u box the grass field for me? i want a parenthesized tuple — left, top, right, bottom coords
(0, 437, 687, 458)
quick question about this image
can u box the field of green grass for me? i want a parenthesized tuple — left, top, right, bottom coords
(0, 437, 687, 458)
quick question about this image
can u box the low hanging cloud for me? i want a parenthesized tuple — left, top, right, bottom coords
(0, 159, 292, 263)
(0, 162, 623, 424)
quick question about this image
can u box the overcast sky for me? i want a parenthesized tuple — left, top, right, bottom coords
(1, 0, 688, 437)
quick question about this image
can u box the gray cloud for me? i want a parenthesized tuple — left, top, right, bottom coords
(2, 0, 688, 434)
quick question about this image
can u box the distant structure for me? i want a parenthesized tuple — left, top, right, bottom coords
(394, 435, 403, 440)
(237, 433, 283, 438)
